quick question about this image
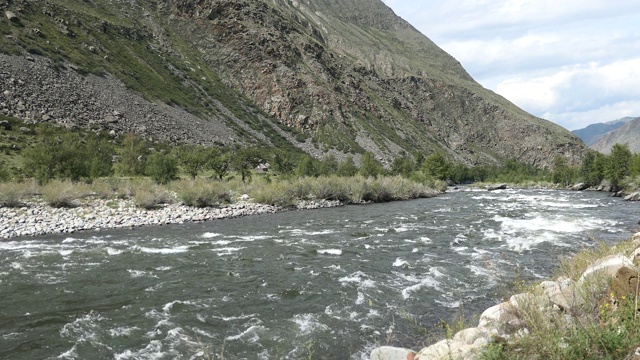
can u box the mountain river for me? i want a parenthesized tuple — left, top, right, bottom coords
(1, 188, 639, 359)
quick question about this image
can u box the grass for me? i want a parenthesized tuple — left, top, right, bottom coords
(41, 180, 91, 207)
(171, 179, 231, 207)
(0, 181, 35, 207)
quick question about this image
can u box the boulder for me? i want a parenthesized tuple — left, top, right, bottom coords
(625, 192, 640, 201)
(453, 327, 490, 345)
(0, 120, 11, 130)
(5, 11, 19, 23)
(370, 346, 416, 360)
(571, 183, 588, 191)
(478, 302, 523, 335)
(579, 254, 636, 284)
(487, 184, 507, 191)
(540, 278, 582, 311)
(415, 339, 477, 360)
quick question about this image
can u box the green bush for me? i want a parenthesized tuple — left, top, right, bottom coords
(131, 179, 174, 209)
(41, 180, 89, 208)
(172, 179, 230, 207)
(146, 152, 179, 185)
(310, 176, 351, 202)
(0, 182, 30, 207)
(251, 181, 297, 207)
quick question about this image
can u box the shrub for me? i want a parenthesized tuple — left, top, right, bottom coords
(251, 181, 297, 207)
(311, 176, 351, 202)
(172, 179, 230, 207)
(146, 152, 179, 185)
(41, 180, 89, 208)
(0, 182, 29, 207)
(131, 179, 174, 209)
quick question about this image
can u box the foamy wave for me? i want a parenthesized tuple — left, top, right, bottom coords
(392, 258, 409, 267)
(318, 249, 342, 255)
(109, 326, 140, 337)
(401, 276, 441, 299)
(202, 232, 221, 238)
(291, 313, 329, 335)
(114, 340, 164, 360)
(339, 271, 375, 288)
(225, 325, 265, 342)
(106, 247, 123, 256)
(136, 246, 189, 254)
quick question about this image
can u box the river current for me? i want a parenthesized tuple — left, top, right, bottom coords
(1, 188, 639, 359)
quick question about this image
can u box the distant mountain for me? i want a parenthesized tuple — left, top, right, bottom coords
(572, 117, 635, 146)
(591, 117, 640, 154)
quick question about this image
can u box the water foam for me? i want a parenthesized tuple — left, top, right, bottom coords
(317, 249, 342, 255)
(291, 313, 329, 335)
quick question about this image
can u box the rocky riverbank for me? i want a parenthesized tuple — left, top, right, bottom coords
(0, 197, 342, 239)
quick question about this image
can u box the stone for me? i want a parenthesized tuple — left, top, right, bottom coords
(486, 184, 507, 191)
(0, 120, 11, 130)
(453, 327, 489, 345)
(571, 183, 588, 191)
(541, 278, 581, 311)
(369, 346, 416, 360)
(478, 302, 523, 335)
(579, 254, 637, 283)
(5, 11, 19, 22)
(415, 339, 476, 360)
(625, 192, 640, 201)
(19, 126, 32, 134)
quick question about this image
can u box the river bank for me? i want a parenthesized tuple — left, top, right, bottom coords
(0, 196, 344, 239)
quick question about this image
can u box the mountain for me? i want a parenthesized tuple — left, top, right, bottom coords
(591, 117, 640, 154)
(0, 0, 586, 167)
(572, 117, 635, 146)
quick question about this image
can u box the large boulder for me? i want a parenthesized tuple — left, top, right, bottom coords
(625, 192, 640, 201)
(579, 254, 636, 283)
(487, 184, 507, 191)
(415, 339, 477, 360)
(571, 183, 588, 191)
(370, 346, 416, 360)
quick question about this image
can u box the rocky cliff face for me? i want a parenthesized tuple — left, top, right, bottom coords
(0, 0, 587, 166)
(591, 117, 640, 154)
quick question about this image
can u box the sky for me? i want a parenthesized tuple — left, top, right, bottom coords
(381, 0, 640, 130)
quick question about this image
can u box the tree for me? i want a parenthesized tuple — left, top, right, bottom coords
(271, 149, 295, 176)
(318, 154, 339, 176)
(390, 153, 415, 178)
(232, 148, 263, 183)
(359, 152, 383, 178)
(581, 151, 605, 187)
(422, 153, 450, 181)
(630, 152, 640, 177)
(296, 155, 318, 177)
(551, 155, 572, 186)
(606, 143, 632, 190)
(23, 127, 86, 184)
(86, 136, 115, 179)
(115, 134, 149, 176)
(209, 150, 231, 181)
(178, 145, 209, 179)
(146, 151, 178, 184)
(337, 156, 358, 177)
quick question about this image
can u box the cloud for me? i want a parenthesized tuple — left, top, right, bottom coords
(495, 58, 640, 129)
(383, 0, 640, 130)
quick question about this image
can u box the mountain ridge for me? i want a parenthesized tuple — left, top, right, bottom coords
(0, 0, 586, 167)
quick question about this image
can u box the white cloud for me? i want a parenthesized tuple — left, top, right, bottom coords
(383, 0, 640, 130)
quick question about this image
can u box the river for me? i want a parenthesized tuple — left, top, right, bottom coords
(1, 188, 639, 359)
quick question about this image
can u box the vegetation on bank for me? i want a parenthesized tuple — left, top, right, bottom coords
(478, 237, 640, 360)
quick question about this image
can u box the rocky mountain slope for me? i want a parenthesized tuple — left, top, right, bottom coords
(572, 117, 635, 146)
(0, 0, 586, 166)
(591, 117, 640, 154)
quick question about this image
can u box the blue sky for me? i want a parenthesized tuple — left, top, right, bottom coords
(382, 0, 640, 130)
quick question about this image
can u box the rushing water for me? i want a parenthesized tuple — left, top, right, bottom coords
(1, 188, 639, 359)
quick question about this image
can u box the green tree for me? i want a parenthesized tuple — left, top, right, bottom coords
(146, 151, 178, 184)
(337, 156, 358, 177)
(318, 154, 339, 176)
(0, 160, 9, 182)
(606, 143, 632, 190)
(209, 150, 231, 181)
(551, 155, 572, 186)
(232, 148, 263, 183)
(359, 152, 383, 178)
(296, 155, 318, 177)
(23, 127, 86, 184)
(271, 149, 295, 176)
(86, 136, 115, 179)
(422, 153, 450, 180)
(390, 153, 415, 178)
(178, 145, 209, 179)
(630, 152, 640, 177)
(581, 151, 605, 187)
(115, 134, 149, 176)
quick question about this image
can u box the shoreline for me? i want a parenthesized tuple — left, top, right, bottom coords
(0, 197, 344, 239)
